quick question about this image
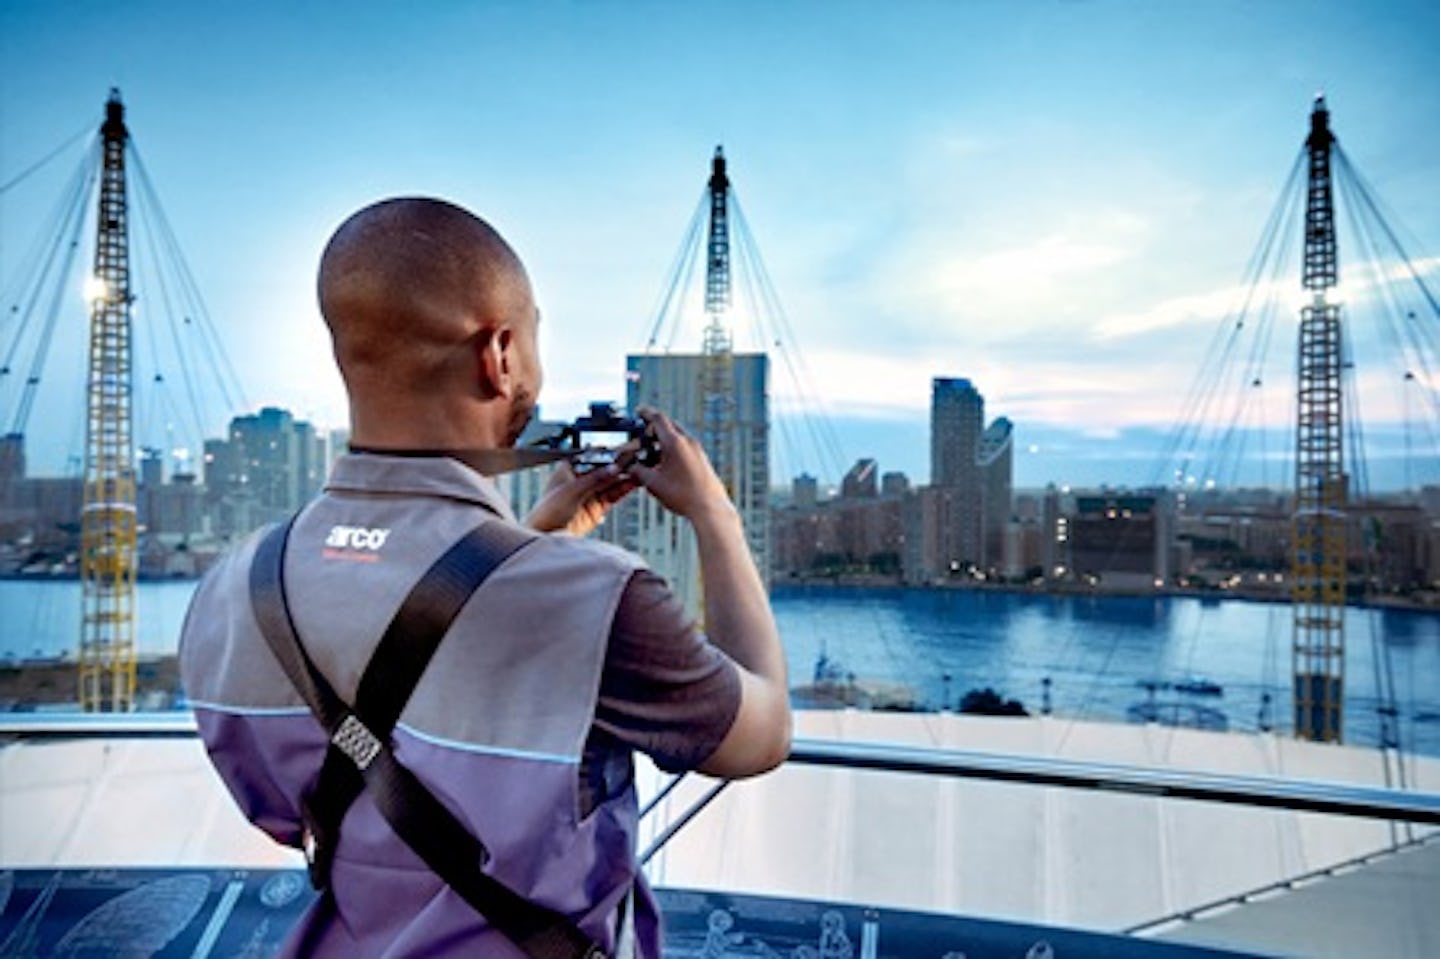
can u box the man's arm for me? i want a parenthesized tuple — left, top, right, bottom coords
(632, 408, 791, 778)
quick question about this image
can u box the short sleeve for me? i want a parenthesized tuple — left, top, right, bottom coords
(592, 569, 742, 773)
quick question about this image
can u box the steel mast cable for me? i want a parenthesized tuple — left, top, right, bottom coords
(3, 150, 98, 434)
(727, 231, 805, 482)
(732, 195, 849, 476)
(640, 193, 708, 355)
(0, 142, 95, 387)
(130, 146, 249, 416)
(1150, 150, 1306, 489)
(129, 157, 208, 447)
(729, 200, 835, 482)
(129, 161, 195, 449)
(1335, 152, 1440, 429)
(1331, 155, 1426, 800)
(1334, 146, 1440, 327)
(1197, 167, 1304, 488)
(0, 122, 93, 196)
(1, 137, 97, 336)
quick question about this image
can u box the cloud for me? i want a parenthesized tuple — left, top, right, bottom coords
(1094, 254, 1440, 342)
(929, 223, 1144, 308)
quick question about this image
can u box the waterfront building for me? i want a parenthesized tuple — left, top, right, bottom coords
(840, 458, 878, 499)
(978, 416, 1014, 574)
(200, 407, 324, 536)
(917, 378, 1015, 579)
(901, 485, 953, 584)
(881, 471, 910, 498)
(0, 433, 23, 484)
(0, 476, 84, 557)
(792, 473, 819, 510)
(1069, 491, 1173, 588)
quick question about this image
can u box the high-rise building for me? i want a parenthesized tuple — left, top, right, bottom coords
(841, 458, 878, 499)
(203, 407, 325, 533)
(978, 417, 1014, 572)
(930, 377, 984, 566)
(621, 352, 769, 616)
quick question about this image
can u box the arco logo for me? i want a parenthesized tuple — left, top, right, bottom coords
(324, 526, 391, 551)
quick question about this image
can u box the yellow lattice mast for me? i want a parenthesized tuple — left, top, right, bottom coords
(1291, 96, 1346, 742)
(78, 89, 138, 712)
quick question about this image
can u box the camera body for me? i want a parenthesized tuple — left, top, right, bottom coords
(535, 402, 661, 473)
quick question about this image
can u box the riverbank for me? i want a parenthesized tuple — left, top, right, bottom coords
(774, 574, 1440, 611)
(0, 656, 183, 711)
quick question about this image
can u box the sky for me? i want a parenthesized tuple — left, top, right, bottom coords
(1, 0, 1437, 492)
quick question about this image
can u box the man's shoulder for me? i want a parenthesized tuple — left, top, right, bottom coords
(533, 532, 647, 574)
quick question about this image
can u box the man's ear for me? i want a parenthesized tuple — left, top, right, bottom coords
(477, 327, 514, 400)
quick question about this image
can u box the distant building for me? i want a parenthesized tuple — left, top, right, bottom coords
(0, 433, 25, 484)
(326, 428, 351, 475)
(881, 471, 910, 498)
(771, 465, 902, 579)
(1069, 491, 1173, 589)
(931, 378, 984, 566)
(977, 417, 1014, 572)
(203, 407, 325, 534)
(841, 458, 878, 499)
(902, 485, 954, 585)
(792, 473, 819, 510)
(919, 378, 1013, 578)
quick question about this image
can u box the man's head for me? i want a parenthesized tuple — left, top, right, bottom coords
(318, 197, 541, 449)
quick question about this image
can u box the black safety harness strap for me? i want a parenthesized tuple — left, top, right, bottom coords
(249, 514, 608, 959)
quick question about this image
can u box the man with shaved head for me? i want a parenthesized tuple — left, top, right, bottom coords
(181, 197, 790, 958)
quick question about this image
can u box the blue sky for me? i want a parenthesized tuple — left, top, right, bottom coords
(1, 0, 1437, 491)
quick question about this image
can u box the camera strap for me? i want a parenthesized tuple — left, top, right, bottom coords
(249, 513, 609, 959)
(346, 444, 588, 477)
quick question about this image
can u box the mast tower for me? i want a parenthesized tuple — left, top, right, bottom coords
(700, 147, 737, 496)
(1291, 95, 1346, 742)
(78, 89, 138, 712)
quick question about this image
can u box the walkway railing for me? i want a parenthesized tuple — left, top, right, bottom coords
(5, 713, 1437, 841)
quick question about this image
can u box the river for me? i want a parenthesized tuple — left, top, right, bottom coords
(3, 579, 1437, 756)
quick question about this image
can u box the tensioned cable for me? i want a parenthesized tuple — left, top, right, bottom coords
(1335, 146, 1440, 326)
(1337, 154, 1440, 430)
(729, 202, 843, 485)
(131, 146, 249, 415)
(641, 192, 707, 353)
(1149, 150, 1306, 489)
(1332, 167, 1425, 797)
(130, 165, 207, 449)
(732, 195, 848, 476)
(0, 122, 93, 196)
(6, 156, 97, 435)
(1336, 160, 1440, 501)
(1, 144, 94, 388)
(1192, 167, 1304, 491)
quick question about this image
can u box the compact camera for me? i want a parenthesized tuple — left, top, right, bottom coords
(532, 402, 661, 474)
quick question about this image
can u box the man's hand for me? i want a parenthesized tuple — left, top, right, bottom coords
(631, 405, 791, 778)
(629, 407, 733, 522)
(524, 461, 638, 536)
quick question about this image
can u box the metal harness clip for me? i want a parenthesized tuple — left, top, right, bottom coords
(332, 713, 383, 770)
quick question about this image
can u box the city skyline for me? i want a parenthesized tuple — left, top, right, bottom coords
(2, 2, 1437, 491)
